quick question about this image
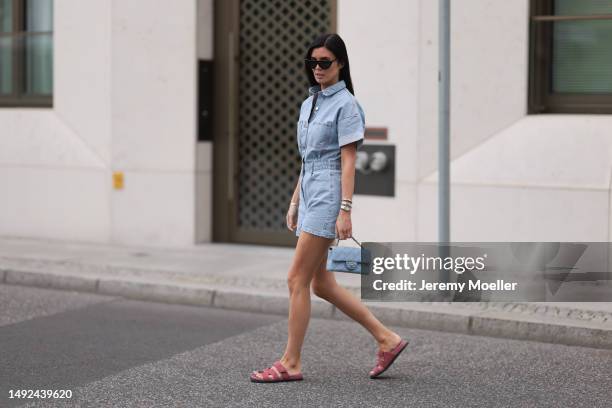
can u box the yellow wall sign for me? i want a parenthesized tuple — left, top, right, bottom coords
(113, 172, 124, 190)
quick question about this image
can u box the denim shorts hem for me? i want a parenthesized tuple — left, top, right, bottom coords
(296, 225, 336, 239)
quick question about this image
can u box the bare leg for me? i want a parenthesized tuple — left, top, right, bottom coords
(252, 231, 333, 380)
(311, 247, 402, 352)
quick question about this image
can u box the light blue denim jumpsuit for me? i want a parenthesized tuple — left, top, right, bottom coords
(295, 79, 365, 239)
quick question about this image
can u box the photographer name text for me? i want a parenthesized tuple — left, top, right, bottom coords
(372, 279, 518, 292)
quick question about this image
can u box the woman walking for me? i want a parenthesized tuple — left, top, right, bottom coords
(250, 33, 408, 383)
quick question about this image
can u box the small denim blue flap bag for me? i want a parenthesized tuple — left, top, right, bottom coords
(327, 235, 372, 274)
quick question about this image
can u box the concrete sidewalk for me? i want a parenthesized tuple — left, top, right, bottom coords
(1, 236, 611, 350)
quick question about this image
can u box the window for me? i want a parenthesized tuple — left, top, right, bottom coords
(0, 0, 53, 107)
(529, 0, 612, 114)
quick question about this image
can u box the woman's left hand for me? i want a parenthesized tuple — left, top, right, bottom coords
(335, 211, 352, 240)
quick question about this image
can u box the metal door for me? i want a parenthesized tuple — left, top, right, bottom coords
(214, 0, 336, 246)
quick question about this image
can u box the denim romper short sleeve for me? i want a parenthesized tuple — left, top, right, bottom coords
(294, 79, 365, 239)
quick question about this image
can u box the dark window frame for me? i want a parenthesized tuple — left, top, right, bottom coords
(529, 0, 612, 114)
(0, 0, 53, 108)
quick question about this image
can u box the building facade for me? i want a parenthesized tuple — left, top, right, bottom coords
(1, 0, 611, 247)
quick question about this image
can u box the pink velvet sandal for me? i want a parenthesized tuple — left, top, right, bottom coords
(369, 338, 409, 378)
(250, 360, 304, 383)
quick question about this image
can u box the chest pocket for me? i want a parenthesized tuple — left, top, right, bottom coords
(309, 120, 335, 148)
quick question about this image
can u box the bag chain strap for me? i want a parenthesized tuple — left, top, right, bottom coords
(333, 235, 362, 247)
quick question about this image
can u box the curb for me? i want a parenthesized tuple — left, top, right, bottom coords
(2, 268, 611, 350)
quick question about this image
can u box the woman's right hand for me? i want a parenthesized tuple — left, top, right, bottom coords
(286, 204, 298, 231)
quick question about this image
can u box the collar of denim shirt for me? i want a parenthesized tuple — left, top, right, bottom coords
(308, 79, 346, 97)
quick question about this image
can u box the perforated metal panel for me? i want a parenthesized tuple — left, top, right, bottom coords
(237, 0, 331, 231)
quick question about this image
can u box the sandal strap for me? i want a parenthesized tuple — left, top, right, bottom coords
(262, 366, 280, 380)
(273, 361, 291, 380)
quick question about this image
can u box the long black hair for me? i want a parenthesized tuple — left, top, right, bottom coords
(304, 33, 355, 95)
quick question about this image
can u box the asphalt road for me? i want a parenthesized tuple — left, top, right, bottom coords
(1, 283, 611, 408)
